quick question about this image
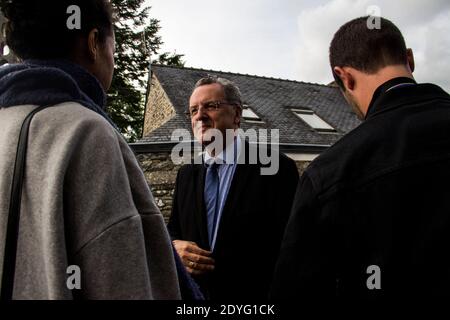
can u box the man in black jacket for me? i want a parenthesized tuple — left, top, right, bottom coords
(271, 16, 450, 299)
(168, 76, 299, 300)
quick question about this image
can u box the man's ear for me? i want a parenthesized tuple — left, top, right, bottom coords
(87, 28, 100, 61)
(406, 48, 415, 73)
(234, 106, 242, 126)
(334, 66, 356, 91)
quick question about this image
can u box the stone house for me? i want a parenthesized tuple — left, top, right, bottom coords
(132, 64, 361, 221)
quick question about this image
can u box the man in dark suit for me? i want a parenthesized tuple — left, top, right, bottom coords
(168, 76, 299, 300)
(271, 16, 450, 300)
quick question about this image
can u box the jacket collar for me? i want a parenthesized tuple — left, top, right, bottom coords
(364, 78, 450, 121)
(365, 77, 417, 120)
(193, 164, 209, 249)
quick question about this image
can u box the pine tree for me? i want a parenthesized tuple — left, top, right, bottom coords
(109, 0, 184, 142)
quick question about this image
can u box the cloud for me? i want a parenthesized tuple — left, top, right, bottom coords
(147, 0, 450, 91)
(409, 9, 450, 90)
(295, 0, 450, 91)
(147, 0, 304, 80)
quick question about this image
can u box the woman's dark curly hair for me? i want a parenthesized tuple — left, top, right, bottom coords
(0, 0, 114, 60)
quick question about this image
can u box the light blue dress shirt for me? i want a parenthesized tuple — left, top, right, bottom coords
(203, 135, 242, 250)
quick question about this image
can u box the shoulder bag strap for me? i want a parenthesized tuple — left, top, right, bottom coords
(1, 105, 53, 300)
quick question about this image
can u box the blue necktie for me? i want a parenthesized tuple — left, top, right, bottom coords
(204, 162, 220, 248)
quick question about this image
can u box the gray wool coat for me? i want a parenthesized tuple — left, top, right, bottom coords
(0, 102, 181, 299)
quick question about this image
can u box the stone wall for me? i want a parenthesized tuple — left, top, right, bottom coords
(143, 74, 176, 136)
(136, 152, 182, 223)
(136, 151, 310, 223)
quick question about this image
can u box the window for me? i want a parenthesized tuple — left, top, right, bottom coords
(242, 105, 264, 123)
(292, 108, 336, 132)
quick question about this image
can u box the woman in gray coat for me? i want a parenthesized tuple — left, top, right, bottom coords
(0, 0, 182, 299)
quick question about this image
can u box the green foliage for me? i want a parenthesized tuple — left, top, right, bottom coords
(153, 51, 185, 66)
(109, 0, 185, 142)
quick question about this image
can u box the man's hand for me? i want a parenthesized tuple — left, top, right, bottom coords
(173, 240, 215, 276)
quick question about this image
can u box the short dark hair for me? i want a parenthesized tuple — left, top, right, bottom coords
(329, 16, 407, 88)
(1, 0, 114, 60)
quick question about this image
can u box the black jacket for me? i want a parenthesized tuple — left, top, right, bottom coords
(168, 141, 299, 300)
(271, 78, 450, 299)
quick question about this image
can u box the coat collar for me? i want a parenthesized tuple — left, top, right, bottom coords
(193, 164, 209, 249)
(365, 79, 450, 121)
(365, 77, 417, 120)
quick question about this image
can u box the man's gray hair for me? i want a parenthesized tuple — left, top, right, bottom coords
(194, 75, 243, 107)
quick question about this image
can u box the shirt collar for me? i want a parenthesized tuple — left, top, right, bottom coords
(204, 134, 242, 166)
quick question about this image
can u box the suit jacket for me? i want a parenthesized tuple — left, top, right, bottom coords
(271, 79, 450, 300)
(168, 140, 299, 300)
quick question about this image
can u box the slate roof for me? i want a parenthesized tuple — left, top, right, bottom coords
(139, 64, 361, 146)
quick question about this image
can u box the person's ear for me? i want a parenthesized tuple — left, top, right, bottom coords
(406, 48, 415, 73)
(234, 106, 242, 126)
(334, 66, 356, 92)
(87, 28, 100, 61)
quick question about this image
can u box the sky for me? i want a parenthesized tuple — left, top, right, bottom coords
(145, 0, 450, 92)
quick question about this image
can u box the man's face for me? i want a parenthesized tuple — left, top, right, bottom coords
(189, 83, 240, 145)
(96, 31, 116, 91)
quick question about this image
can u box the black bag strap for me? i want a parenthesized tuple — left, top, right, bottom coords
(1, 105, 52, 300)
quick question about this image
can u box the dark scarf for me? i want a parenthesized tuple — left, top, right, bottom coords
(0, 59, 117, 129)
